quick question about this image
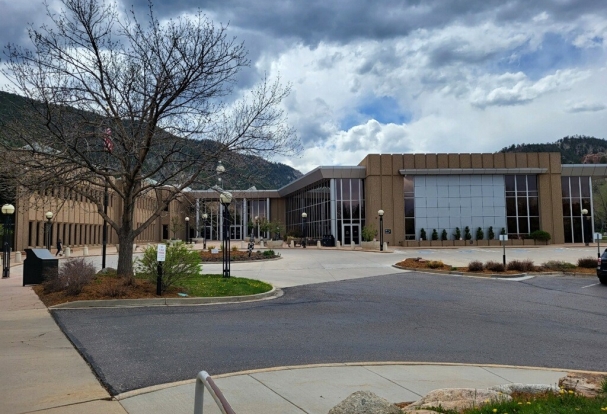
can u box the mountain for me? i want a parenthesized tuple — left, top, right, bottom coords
(0, 90, 302, 190)
(498, 135, 607, 164)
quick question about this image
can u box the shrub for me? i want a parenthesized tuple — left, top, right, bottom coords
(135, 243, 201, 293)
(476, 227, 484, 240)
(427, 260, 444, 269)
(100, 278, 128, 298)
(488, 226, 495, 240)
(500, 228, 506, 236)
(485, 261, 505, 272)
(361, 224, 376, 242)
(529, 230, 551, 242)
(441, 229, 448, 241)
(420, 228, 427, 240)
(464, 226, 472, 240)
(453, 227, 461, 240)
(507, 259, 535, 272)
(231, 245, 239, 252)
(542, 260, 576, 271)
(431, 229, 438, 240)
(263, 249, 276, 257)
(577, 257, 597, 268)
(207, 245, 216, 252)
(468, 260, 484, 271)
(61, 257, 96, 296)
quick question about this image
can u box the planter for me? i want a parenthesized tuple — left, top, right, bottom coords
(523, 239, 535, 245)
(430, 241, 442, 247)
(488, 240, 501, 246)
(441, 240, 453, 247)
(419, 240, 431, 247)
(266, 240, 284, 249)
(510, 239, 524, 246)
(476, 240, 489, 246)
(361, 241, 380, 250)
(405, 240, 420, 247)
(453, 240, 466, 246)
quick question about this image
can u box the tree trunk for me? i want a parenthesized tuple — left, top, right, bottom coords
(117, 233, 135, 276)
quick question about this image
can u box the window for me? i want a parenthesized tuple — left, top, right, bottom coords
(505, 175, 539, 237)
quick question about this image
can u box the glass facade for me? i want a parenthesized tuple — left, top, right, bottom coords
(286, 179, 332, 240)
(505, 175, 540, 237)
(246, 199, 268, 238)
(199, 198, 246, 240)
(336, 178, 364, 245)
(562, 176, 593, 243)
(404, 176, 415, 240)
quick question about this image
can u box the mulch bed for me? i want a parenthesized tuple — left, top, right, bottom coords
(199, 250, 279, 262)
(395, 257, 596, 275)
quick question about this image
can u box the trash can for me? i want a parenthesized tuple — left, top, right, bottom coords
(23, 249, 58, 286)
(321, 234, 335, 247)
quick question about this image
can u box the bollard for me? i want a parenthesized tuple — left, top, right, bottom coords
(336, 240, 341, 249)
(65, 247, 71, 258)
(351, 241, 355, 250)
(241, 241, 246, 249)
(83, 246, 89, 256)
(260, 240, 265, 248)
(290, 240, 294, 248)
(383, 242, 388, 251)
(317, 240, 321, 249)
(15, 251, 22, 263)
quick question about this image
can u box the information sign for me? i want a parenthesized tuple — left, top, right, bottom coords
(157, 244, 166, 261)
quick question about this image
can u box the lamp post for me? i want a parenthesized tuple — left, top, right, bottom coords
(202, 213, 208, 250)
(216, 160, 225, 189)
(220, 192, 233, 278)
(45, 211, 53, 251)
(301, 212, 307, 248)
(102, 179, 108, 270)
(2, 204, 15, 279)
(582, 208, 590, 246)
(185, 217, 190, 244)
(378, 209, 384, 251)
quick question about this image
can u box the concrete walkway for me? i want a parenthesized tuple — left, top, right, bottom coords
(0, 243, 602, 413)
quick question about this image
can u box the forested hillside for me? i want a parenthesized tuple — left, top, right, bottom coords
(499, 135, 607, 164)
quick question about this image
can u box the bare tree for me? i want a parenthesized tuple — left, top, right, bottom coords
(0, 0, 298, 275)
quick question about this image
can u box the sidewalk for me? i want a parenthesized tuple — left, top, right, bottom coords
(0, 244, 602, 413)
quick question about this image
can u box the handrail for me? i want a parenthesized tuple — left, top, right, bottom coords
(194, 370, 236, 414)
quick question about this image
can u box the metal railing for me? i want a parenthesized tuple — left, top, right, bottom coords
(194, 371, 236, 414)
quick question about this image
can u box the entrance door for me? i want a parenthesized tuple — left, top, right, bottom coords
(342, 224, 360, 245)
(230, 226, 242, 240)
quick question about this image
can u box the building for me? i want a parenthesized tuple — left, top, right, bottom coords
(4, 152, 606, 252)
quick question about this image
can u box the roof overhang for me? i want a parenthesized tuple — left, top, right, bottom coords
(561, 164, 607, 177)
(399, 168, 548, 175)
(187, 189, 281, 199)
(277, 166, 366, 197)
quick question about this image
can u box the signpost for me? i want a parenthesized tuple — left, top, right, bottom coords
(595, 233, 602, 258)
(156, 244, 166, 296)
(499, 234, 508, 266)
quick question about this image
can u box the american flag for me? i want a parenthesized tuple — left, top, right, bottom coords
(103, 128, 114, 153)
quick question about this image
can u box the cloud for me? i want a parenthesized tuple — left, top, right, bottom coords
(565, 100, 606, 113)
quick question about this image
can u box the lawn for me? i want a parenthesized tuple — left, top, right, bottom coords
(177, 274, 272, 297)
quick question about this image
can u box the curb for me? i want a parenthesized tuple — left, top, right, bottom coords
(49, 286, 283, 309)
(393, 265, 597, 279)
(113, 361, 607, 401)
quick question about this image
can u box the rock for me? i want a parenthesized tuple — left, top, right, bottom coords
(403, 388, 511, 412)
(489, 383, 558, 395)
(328, 391, 401, 414)
(559, 372, 607, 398)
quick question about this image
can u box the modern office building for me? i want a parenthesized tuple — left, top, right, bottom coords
(4, 152, 606, 252)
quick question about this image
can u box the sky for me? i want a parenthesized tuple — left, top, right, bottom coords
(1, 0, 606, 174)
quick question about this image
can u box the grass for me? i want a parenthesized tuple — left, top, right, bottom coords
(427, 391, 607, 414)
(176, 274, 273, 297)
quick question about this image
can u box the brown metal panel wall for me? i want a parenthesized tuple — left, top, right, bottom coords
(448, 154, 460, 168)
(482, 154, 494, 168)
(505, 153, 517, 168)
(365, 175, 382, 245)
(381, 174, 395, 245)
(414, 154, 426, 169)
(437, 154, 449, 168)
(493, 153, 505, 168)
(471, 154, 483, 168)
(527, 153, 539, 168)
(538, 153, 551, 169)
(550, 174, 565, 243)
(403, 154, 415, 169)
(549, 153, 562, 173)
(270, 198, 286, 227)
(425, 154, 438, 169)
(459, 154, 472, 169)
(515, 153, 528, 168)
(367, 154, 381, 175)
(381, 154, 392, 176)
(392, 154, 404, 175)
(358, 155, 369, 168)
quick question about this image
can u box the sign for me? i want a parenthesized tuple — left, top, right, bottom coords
(499, 234, 508, 241)
(385, 229, 392, 234)
(157, 244, 166, 262)
(595, 233, 603, 241)
(211, 248, 219, 254)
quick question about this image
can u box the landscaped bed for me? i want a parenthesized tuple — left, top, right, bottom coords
(199, 249, 280, 262)
(395, 257, 597, 276)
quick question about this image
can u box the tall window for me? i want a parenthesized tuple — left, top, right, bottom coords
(285, 179, 333, 240)
(403, 177, 415, 240)
(562, 176, 592, 243)
(505, 175, 539, 237)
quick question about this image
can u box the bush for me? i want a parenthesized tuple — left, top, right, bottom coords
(488, 226, 495, 240)
(453, 227, 461, 240)
(542, 260, 576, 271)
(468, 260, 484, 271)
(485, 261, 505, 272)
(427, 260, 444, 269)
(43, 257, 96, 296)
(362, 224, 376, 242)
(420, 228, 427, 240)
(135, 243, 202, 293)
(431, 229, 438, 240)
(441, 229, 448, 241)
(231, 245, 239, 252)
(464, 226, 472, 240)
(207, 245, 216, 252)
(507, 259, 535, 272)
(263, 249, 277, 257)
(99, 278, 128, 298)
(529, 230, 551, 242)
(577, 257, 597, 268)
(475, 227, 484, 240)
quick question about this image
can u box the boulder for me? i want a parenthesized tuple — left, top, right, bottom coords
(489, 383, 558, 395)
(403, 388, 510, 412)
(328, 391, 401, 414)
(559, 372, 607, 398)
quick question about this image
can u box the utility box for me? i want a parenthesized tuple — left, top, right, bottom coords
(321, 234, 336, 247)
(23, 249, 58, 286)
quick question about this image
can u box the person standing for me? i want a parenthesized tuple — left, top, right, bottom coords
(56, 238, 63, 256)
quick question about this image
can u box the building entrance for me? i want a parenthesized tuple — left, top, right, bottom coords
(342, 224, 360, 245)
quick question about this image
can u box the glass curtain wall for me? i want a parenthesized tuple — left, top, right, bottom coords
(336, 178, 365, 244)
(404, 176, 415, 240)
(562, 176, 593, 243)
(505, 175, 540, 237)
(286, 179, 332, 240)
(247, 199, 268, 238)
(200, 199, 246, 240)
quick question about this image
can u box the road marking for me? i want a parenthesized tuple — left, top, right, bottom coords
(581, 283, 600, 289)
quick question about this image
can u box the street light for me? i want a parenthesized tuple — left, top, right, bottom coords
(202, 213, 208, 250)
(301, 212, 307, 248)
(220, 192, 233, 278)
(582, 208, 590, 246)
(45, 211, 53, 251)
(216, 160, 225, 188)
(2, 203, 15, 279)
(185, 216, 190, 244)
(378, 209, 384, 251)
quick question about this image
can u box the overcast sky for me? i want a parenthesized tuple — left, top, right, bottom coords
(1, 0, 606, 173)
